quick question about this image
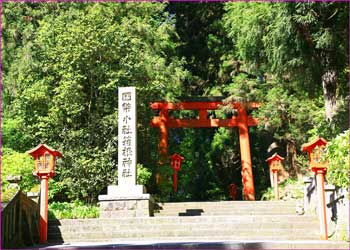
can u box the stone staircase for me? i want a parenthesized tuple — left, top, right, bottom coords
(46, 200, 349, 249)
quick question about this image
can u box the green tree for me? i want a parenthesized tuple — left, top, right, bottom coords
(223, 2, 349, 122)
(169, 2, 232, 95)
(222, 2, 349, 178)
(3, 2, 348, 202)
(3, 2, 188, 202)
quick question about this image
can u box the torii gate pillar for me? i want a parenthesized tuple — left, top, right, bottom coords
(238, 106, 255, 200)
(151, 99, 258, 200)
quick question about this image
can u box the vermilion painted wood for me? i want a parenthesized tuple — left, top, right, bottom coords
(27, 144, 62, 244)
(150, 100, 259, 200)
(266, 153, 285, 165)
(302, 137, 328, 240)
(151, 117, 258, 128)
(237, 106, 255, 201)
(266, 153, 285, 200)
(316, 169, 328, 240)
(150, 101, 260, 110)
(170, 154, 184, 193)
(272, 170, 279, 200)
(40, 177, 49, 243)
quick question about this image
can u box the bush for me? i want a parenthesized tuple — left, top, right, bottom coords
(261, 178, 304, 200)
(48, 201, 99, 220)
(48, 178, 69, 202)
(326, 130, 349, 188)
(137, 163, 152, 186)
(1, 147, 37, 192)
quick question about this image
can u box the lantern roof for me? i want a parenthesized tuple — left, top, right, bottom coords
(170, 153, 184, 161)
(27, 144, 62, 158)
(266, 153, 284, 165)
(301, 137, 327, 153)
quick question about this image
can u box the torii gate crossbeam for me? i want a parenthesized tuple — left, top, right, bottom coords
(150, 98, 260, 201)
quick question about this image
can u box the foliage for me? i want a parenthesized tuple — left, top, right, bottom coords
(2, 117, 32, 152)
(158, 128, 228, 202)
(223, 73, 262, 104)
(48, 201, 99, 220)
(48, 178, 69, 201)
(223, 2, 348, 121)
(169, 2, 231, 95)
(1, 187, 20, 203)
(261, 178, 304, 200)
(2, 2, 348, 203)
(176, 129, 226, 201)
(209, 128, 242, 199)
(1, 147, 37, 192)
(155, 163, 176, 202)
(137, 163, 152, 186)
(326, 130, 349, 188)
(3, 2, 188, 202)
(256, 84, 317, 145)
(222, 1, 348, 181)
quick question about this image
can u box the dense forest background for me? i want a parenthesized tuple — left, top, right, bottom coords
(2, 2, 349, 203)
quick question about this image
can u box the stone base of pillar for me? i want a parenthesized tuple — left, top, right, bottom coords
(98, 185, 154, 218)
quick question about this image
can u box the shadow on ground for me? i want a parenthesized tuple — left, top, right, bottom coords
(31, 241, 265, 249)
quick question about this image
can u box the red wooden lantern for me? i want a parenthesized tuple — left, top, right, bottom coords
(170, 154, 184, 192)
(28, 144, 62, 178)
(302, 136, 328, 240)
(302, 137, 328, 173)
(266, 153, 284, 171)
(27, 144, 62, 243)
(266, 153, 284, 200)
(170, 153, 184, 172)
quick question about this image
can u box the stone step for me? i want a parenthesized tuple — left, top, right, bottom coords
(155, 201, 299, 215)
(42, 240, 350, 249)
(48, 221, 319, 234)
(158, 200, 297, 206)
(47, 228, 320, 241)
(154, 209, 297, 216)
(157, 201, 297, 210)
(48, 214, 317, 226)
(46, 200, 324, 245)
(156, 204, 297, 210)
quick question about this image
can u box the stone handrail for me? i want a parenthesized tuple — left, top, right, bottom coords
(304, 177, 349, 241)
(1, 189, 40, 248)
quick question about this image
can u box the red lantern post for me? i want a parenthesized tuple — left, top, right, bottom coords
(27, 144, 62, 243)
(170, 154, 184, 192)
(266, 153, 284, 200)
(302, 137, 328, 240)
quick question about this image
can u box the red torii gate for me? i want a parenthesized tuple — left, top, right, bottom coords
(150, 97, 260, 201)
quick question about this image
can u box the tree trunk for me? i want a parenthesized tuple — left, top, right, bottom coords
(322, 69, 338, 122)
(286, 140, 302, 179)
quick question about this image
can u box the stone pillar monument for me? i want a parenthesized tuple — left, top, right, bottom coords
(99, 87, 153, 217)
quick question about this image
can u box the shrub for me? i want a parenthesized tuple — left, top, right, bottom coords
(1, 148, 37, 192)
(326, 130, 349, 188)
(261, 178, 304, 200)
(48, 201, 99, 220)
(137, 163, 152, 186)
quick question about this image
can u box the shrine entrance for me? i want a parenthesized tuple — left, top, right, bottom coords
(150, 97, 260, 201)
